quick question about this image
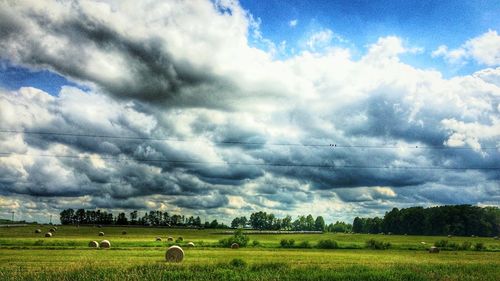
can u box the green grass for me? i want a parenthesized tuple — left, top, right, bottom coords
(0, 225, 499, 280)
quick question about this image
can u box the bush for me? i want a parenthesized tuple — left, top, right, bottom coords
(365, 239, 391, 250)
(460, 241, 472, 250)
(280, 239, 295, 248)
(474, 242, 486, 251)
(219, 229, 249, 247)
(297, 241, 312, 248)
(317, 239, 339, 249)
(434, 240, 448, 247)
(252, 240, 260, 247)
(229, 258, 247, 268)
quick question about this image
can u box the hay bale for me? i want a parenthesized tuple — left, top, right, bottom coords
(122, 231, 127, 235)
(35, 229, 42, 234)
(231, 243, 240, 249)
(156, 237, 162, 241)
(447, 235, 452, 238)
(165, 246, 184, 262)
(420, 242, 426, 245)
(167, 237, 174, 241)
(100, 240, 111, 248)
(54, 226, 58, 230)
(178, 237, 184, 241)
(88, 241, 99, 248)
(45, 232, 52, 237)
(49, 228, 56, 233)
(99, 232, 105, 236)
(187, 242, 195, 247)
(98, 225, 102, 228)
(428, 246, 440, 253)
(494, 236, 499, 240)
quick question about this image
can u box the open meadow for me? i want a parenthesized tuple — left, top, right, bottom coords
(0, 225, 499, 281)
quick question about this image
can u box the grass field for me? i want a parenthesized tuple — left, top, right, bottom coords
(0, 225, 499, 280)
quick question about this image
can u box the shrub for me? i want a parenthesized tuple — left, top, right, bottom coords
(365, 239, 391, 250)
(219, 229, 249, 247)
(280, 239, 295, 248)
(297, 241, 312, 249)
(460, 241, 472, 250)
(317, 239, 339, 249)
(252, 240, 260, 247)
(474, 242, 486, 251)
(434, 240, 448, 247)
(229, 258, 247, 268)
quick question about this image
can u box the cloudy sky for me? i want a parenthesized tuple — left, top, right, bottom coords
(0, 0, 499, 224)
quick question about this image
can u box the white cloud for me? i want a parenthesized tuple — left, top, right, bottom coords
(432, 30, 500, 66)
(289, 19, 298, 27)
(0, 0, 498, 222)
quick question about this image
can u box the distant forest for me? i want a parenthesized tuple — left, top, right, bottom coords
(353, 205, 500, 236)
(59, 205, 500, 236)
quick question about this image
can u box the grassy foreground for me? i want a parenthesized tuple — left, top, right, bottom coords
(0, 225, 499, 280)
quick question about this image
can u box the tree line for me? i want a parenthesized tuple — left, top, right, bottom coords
(232, 211, 352, 232)
(59, 209, 353, 232)
(352, 205, 500, 236)
(59, 209, 229, 228)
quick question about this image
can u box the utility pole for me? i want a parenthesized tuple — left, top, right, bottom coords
(49, 214, 53, 225)
(11, 211, 15, 223)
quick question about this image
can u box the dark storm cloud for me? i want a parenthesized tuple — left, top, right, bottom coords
(173, 193, 229, 209)
(0, 3, 235, 107)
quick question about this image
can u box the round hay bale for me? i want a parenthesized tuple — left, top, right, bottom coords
(420, 242, 426, 245)
(231, 243, 240, 249)
(54, 226, 58, 230)
(187, 242, 195, 247)
(165, 246, 184, 262)
(99, 232, 105, 236)
(156, 237, 162, 241)
(447, 235, 452, 238)
(45, 232, 52, 238)
(494, 236, 499, 240)
(167, 237, 174, 241)
(88, 241, 99, 248)
(100, 240, 111, 248)
(98, 225, 102, 228)
(35, 229, 42, 234)
(49, 228, 56, 233)
(122, 231, 127, 235)
(428, 246, 440, 253)
(178, 237, 184, 241)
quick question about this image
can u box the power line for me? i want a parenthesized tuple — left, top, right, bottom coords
(0, 152, 498, 170)
(0, 129, 497, 150)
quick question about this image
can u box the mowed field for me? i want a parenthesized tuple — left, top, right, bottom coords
(0, 225, 499, 281)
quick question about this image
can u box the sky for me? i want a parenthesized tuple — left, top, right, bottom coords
(0, 0, 499, 224)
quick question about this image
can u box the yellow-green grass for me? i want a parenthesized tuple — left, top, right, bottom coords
(0, 226, 499, 280)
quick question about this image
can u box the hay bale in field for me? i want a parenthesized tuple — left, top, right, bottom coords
(98, 225, 102, 228)
(35, 229, 42, 234)
(54, 226, 58, 230)
(177, 237, 184, 241)
(420, 242, 426, 245)
(156, 237, 162, 241)
(88, 241, 99, 248)
(494, 236, 499, 240)
(428, 246, 440, 253)
(231, 243, 240, 249)
(187, 242, 195, 247)
(122, 231, 127, 235)
(447, 235, 452, 238)
(165, 246, 184, 262)
(100, 240, 111, 248)
(99, 232, 105, 236)
(45, 232, 52, 237)
(167, 237, 174, 241)
(49, 228, 56, 233)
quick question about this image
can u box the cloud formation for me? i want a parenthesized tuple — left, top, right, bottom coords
(0, 0, 499, 224)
